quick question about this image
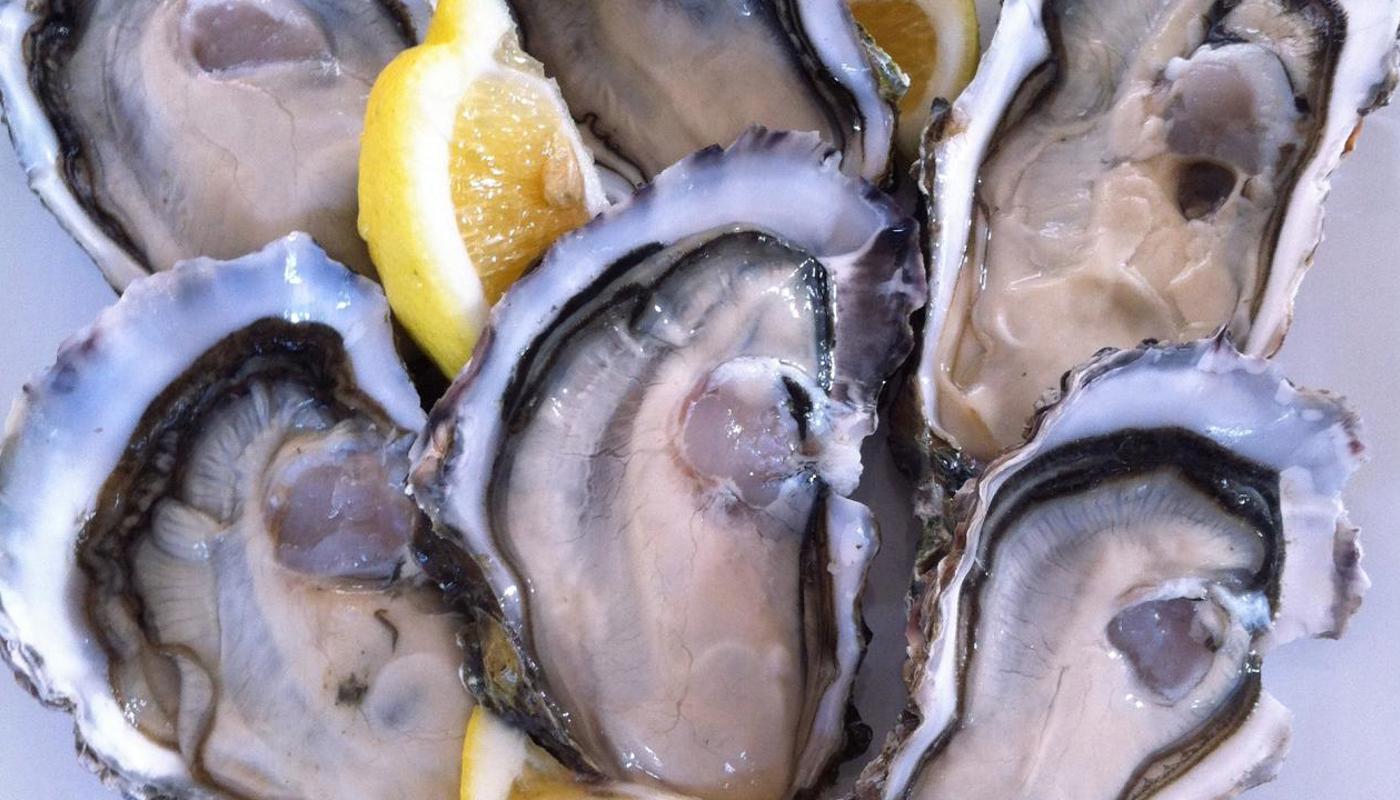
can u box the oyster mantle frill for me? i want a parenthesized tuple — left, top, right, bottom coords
(411, 128, 926, 800)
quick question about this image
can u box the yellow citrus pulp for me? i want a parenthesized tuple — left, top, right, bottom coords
(359, 0, 606, 376)
(848, 0, 981, 157)
(459, 707, 694, 800)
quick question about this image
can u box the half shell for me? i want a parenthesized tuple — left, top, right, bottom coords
(915, 0, 1400, 462)
(412, 128, 925, 800)
(863, 336, 1366, 800)
(0, 0, 428, 289)
(0, 234, 471, 799)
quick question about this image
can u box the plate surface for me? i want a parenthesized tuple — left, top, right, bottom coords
(0, 100, 1397, 800)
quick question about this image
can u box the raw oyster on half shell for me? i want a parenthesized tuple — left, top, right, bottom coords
(863, 336, 1366, 800)
(0, 235, 472, 799)
(915, 0, 1400, 462)
(0, 0, 429, 288)
(412, 129, 925, 800)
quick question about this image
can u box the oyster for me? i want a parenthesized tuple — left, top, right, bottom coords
(862, 337, 1366, 800)
(412, 129, 925, 800)
(916, 0, 1400, 461)
(0, 0, 428, 289)
(0, 235, 472, 798)
(503, 0, 898, 192)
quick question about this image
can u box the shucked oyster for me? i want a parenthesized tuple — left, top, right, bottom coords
(0, 0, 428, 289)
(503, 0, 898, 192)
(862, 337, 1366, 800)
(412, 129, 925, 800)
(0, 235, 471, 798)
(915, 0, 1400, 461)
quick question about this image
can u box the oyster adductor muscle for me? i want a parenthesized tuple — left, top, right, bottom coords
(503, 0, 898, 193)
(412, 129, 926, 800)
(862, 337, 1366, 800)
(915, 0, 1400, 461)
(0, 235, 472, 799)
(0, 0, 427, 289)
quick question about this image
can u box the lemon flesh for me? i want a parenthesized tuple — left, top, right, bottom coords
(460, 708, 695, 800)
(359, 0, 605, 376)
(450, 78, 594, 304)
(849, 0, 980, 157)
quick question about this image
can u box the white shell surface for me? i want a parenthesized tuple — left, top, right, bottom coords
(0, 0, 147, 288)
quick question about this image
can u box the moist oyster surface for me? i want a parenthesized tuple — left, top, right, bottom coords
(0, 235, 472, 799)
(863, 337, 1366, 800)
(917, 0, 1400, 460)
(412, 129, 925, 800)
(0, 0, 426, 287)
(503, 0, 897, 191)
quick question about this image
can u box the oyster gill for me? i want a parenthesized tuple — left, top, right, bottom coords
(0, 0, 427, 289)
(917, 0, 1400, 460)
(0, 235, 471, 799)
(503, 0, 897, 191)
(412, 129, 925, 800)
(864, 337, 1365, 800)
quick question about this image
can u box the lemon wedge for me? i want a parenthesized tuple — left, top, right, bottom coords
(849, 0, 980, 157)
(359, 0, 606, 376)
(460, 707, 695, 800)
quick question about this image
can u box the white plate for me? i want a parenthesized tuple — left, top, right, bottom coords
(0, 99, 1397, 800)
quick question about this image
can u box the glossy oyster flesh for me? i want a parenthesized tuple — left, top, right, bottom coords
(412, 129, 925, 800)
(863, 337, 1366, 800)
(0, 0, 428, 289)
(916, 0, 1400, 460)
(0, 235, 471, 799)
(504, 0, 898, 193)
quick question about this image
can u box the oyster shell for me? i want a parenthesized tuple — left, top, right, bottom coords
(915, 0, 1400, 461)
(0, 235, 472, 799)
(862, 337, 1366, 800)
(411, 128, 925, 800)
(503, 0, 899, 193)
(0, 0, 428, 289)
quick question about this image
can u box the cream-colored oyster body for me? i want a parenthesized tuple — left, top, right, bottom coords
(916, 0, 1400, 462)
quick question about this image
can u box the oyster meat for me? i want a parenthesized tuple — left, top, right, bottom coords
(0, 0, 428, 288)
(863, 337, 1366, 799)
(412, 129, 925, 800)
(503, 0, 898, 192)
(916, 0, 1400, 460)
(0, 235, 472, 798)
